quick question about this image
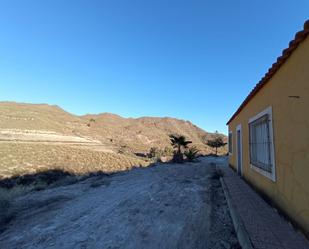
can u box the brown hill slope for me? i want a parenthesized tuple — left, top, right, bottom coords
(0, 101, 84, 134)
(0, 102, 226, 178)
(81, 113, 223, 154)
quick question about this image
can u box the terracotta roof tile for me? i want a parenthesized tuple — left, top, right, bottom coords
(227, 20, 309, 125)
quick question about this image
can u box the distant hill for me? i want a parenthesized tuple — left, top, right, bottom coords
(80, 113, 225, 153)
(0, 102, 83, 133)
(0, 102, 226, 178)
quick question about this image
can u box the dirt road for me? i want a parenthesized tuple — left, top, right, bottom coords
(0, 157, 239, 249)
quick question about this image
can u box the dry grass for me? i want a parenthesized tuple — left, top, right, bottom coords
(0, 143, 150, 179)
(0, 102, 228, 156)
(0, 141, 151, 228)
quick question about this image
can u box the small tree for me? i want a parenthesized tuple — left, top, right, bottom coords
(207, 132, 227, 155)
(169, 134, 192, 163)
(184, 146, 200, 162)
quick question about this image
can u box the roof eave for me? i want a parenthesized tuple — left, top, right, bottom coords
(227, 20, 309, 126)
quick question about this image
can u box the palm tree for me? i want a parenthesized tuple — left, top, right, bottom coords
(169, 134, 192, 162)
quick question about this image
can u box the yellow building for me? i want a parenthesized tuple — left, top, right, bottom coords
(227, 20, 309, 236)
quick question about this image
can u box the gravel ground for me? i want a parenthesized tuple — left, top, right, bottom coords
(0, 157, 240, 249)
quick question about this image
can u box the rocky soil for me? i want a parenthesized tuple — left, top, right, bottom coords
(0, 157, 240, 249)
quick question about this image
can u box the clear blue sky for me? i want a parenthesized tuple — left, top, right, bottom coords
(0, 1, 308, 134)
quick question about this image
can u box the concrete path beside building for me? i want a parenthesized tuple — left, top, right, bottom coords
(218, 162, 309, 249)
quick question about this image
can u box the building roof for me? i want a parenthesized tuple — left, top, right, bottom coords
(227, 20, 309, 125)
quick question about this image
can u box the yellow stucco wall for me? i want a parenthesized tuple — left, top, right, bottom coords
(228, 36, 309, 235)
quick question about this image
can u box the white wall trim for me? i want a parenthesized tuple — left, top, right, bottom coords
(236, 124, 243, 176)
(248, 106, 276, 182)
(228, 131, 233, 155)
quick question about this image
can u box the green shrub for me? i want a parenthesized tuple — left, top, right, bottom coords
(184, 146, 200, 162)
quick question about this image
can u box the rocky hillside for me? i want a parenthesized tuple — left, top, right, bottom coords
(81, 113, 224, 154)
(0, 102, 84, 134)
(0, 102, 226, 178)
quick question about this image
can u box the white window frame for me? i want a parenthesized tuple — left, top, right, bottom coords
(228, 131, 233, 155)
(248, 106, 276, 182)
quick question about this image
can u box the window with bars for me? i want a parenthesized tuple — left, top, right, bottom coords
(228, 132, 233, 154)
(249, 114, 272, 172)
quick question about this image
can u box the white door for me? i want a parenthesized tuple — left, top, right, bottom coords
(236, 124, 243, 176)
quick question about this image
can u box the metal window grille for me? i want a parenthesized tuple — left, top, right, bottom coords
(249, 114, 272, 172)
(228, 133, 233, 153)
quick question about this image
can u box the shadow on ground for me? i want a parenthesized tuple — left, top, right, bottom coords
(0, 157, 240, 249)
